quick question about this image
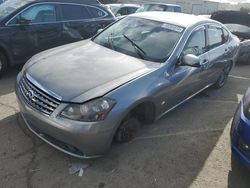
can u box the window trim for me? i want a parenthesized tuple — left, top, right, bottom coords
(222, 27, 229, 43)
(5, 2, 108, 26)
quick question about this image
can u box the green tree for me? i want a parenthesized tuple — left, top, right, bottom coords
(240, 7, 250, 13)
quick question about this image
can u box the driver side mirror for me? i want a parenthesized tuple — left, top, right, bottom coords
(180, 54, 201, 67)
(17, 18, 31, 25)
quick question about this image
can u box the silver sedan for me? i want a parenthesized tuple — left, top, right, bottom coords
(15, 12, 240, 158)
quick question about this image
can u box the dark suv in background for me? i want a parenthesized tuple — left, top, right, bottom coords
(211, 11, 250, 64)
(0, 0, 115, 76)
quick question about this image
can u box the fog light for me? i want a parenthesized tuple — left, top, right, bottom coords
(242, 144, 250, 151)
(239, 139, 250, 151)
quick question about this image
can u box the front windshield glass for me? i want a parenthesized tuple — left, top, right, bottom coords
(93, 17, 184, 62)
(0, 0, 33, 21)
(225, 24, 250, 34)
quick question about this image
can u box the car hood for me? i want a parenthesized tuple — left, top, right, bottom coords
(25, 40, 160, 103)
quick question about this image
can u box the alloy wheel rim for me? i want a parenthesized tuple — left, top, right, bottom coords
(219, 73, 225, 87)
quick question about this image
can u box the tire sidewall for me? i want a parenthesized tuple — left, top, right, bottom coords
(0, 52, 7, 77)
(114, 117, 141, 143)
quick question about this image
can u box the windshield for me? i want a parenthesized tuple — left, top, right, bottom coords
(0, 0, 33, 21)
(93, 17, 184, 62)
(225, 24, 250, 34)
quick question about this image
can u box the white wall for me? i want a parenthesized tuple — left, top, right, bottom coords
(117, 0, 250, 14)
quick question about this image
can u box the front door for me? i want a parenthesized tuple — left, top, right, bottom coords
(7, 3, 62, 63)
(159, 26, 209, 113)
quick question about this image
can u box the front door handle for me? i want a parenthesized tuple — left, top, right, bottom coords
(201, 59, 209, 65)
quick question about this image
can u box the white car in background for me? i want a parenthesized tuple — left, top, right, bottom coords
(106, 4, 140, 17)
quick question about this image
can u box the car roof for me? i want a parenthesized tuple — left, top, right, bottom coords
(30, 0, 101, 5)
(131, 12, 213, 28)
(142, 3, 180, 7)
(107, 3, 140, 7)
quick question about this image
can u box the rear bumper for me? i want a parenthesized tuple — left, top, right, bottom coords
(15, 74, 117, 158)
(231, 103, 250, 169)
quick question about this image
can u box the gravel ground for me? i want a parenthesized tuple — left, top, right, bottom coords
(0, 65, 250, 188)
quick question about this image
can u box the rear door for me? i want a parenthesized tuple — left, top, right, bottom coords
(59, 4, 93, 43)
(205, 24, 229, 84)
(59, 4, 112, 43)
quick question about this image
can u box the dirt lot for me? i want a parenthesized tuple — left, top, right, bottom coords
(0, 65, 250, 188)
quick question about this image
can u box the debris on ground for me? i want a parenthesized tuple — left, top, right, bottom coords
(69, 163, 89, 176)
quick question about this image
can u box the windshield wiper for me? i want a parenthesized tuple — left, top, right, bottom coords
(122, 34, 146, 60)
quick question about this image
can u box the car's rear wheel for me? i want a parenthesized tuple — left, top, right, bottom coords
(213, 62, 232, 89)
(214, 71, 227, 89)
(0, 52, 7, 77)
(114, 116, 141, 143)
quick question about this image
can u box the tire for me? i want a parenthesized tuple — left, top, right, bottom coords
(213, 62, 232, 89)
(213, 71, 228, 89)
(224, 61, 233, 75)
(0, 52, 7, 78)
(114, 117, 141, 143)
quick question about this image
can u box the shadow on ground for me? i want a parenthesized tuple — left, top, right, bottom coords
(228, 154, 250, 188)
(0, 65, 22, 97)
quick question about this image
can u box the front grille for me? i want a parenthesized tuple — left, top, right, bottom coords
(19, 75, 60, 115)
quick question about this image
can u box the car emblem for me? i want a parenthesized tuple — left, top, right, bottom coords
(26, 90, 35, 101)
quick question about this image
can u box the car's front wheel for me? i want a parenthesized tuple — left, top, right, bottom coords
(114, 116, 141, 143)
(0, 52, 7, 77)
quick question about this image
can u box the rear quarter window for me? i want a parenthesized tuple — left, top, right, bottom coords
(87, 7, 107, 18)
(60, 4, 92, 20)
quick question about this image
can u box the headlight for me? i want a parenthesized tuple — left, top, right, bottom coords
(243, 88, 250, 119)
(60, 98, 116, 122)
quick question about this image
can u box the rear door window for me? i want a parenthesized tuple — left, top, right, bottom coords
(128, 7, 138, 14)
(116, 7, 128, 16)
(207, 25, 224, 50)
(166, 6, 175, 12)
(60, 4, 92, 21)
(87, 6, 107, 18)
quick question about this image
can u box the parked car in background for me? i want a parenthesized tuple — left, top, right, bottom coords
(136, 3, 181, 13)
(106, 4, 140, 17)
(16, 12, 239, 158)
(231, 87, 250, 169)
(0, 0, 115, 77)
(211, 11, 250, 64)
